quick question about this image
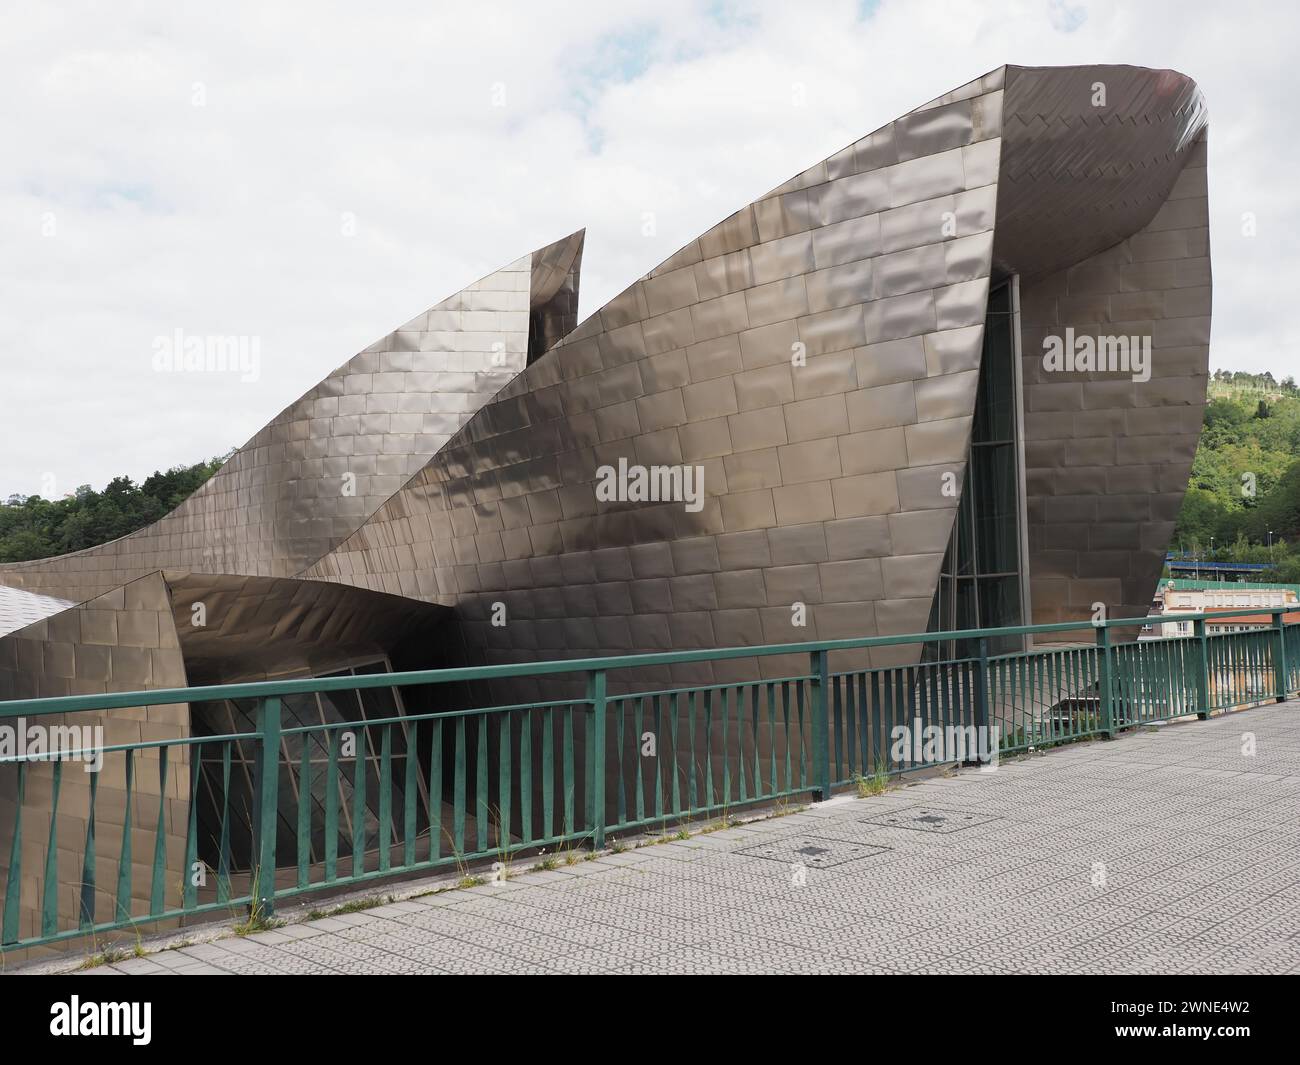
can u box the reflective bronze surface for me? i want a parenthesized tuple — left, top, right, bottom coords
(1, 64, 1211, 684)
(305, 64, 1210, 687)
(0, 64, 1214, 941)
(0, 234, 584, 603)
(0, 573, 191, 945)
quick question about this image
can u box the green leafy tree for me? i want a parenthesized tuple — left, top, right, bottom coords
(0, 454, 228, 563)
(1174, 386, 1300, 559)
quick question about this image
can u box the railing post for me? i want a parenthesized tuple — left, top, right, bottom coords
(809, 648, 831, 801)
(587, 669, 607, 850)
(973, 637, 990, 752)
(1095, 625, 1116, 738)
(1272, 608, 1289, 703)
(253, 696, 281, 918)
(1194, 617, 1211, 720)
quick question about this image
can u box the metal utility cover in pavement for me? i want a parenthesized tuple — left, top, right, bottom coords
(735, 835, 891, 868)
(859, 806, 998, 834)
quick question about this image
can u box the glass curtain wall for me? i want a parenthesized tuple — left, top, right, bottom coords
(191, 659, 423, 873)
(927, 281, 1027, 657)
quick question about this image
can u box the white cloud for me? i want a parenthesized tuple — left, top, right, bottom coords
(1, 0, 1295, 497)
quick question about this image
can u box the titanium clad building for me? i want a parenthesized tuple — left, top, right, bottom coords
(304, 62, 1210, 685)
(0, 63, 1211, 939)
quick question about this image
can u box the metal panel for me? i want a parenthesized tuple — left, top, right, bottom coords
(0, 63, 1212, 691)
(0, 234, 585, 604)
(0, 573, 190, 944)
(306, 74, 1009, 687)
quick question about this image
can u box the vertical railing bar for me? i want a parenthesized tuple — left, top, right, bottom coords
(589, 672, 607, 849)
(217, 743, 231, 904)
(183, 740, 202, 912)
(563, 706, 575, 838)
(720, 687, 732, 808)
(350, 725, 367, 880)
(79, 766, 99, 931)
(454, 716, 467, 857)
(116, 750, 134, 924)
(403, 718, 418, 869)
(41, 760, 64, 938)
(766, 682, 777, 798)
(614, 698, 626, 829)
(378, 723, 393, 873)
(670, 692, 681, 815)
(688, 690, 699, 812)
(149, 745, 169, 916)
(3, 761, 28, 944)
(501, 711, 514, 858)
(429, 718, 444, 862)
(654, 693, 665, 822)
(704, 690, 715, 807)
(475, 715, 489, 854)
(325, 730, 339, 882)
(633, 696, 645, 825)
(297, 734, 311, 889)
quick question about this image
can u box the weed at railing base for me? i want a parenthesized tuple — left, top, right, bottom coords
(78, 945, 130, 970)
(305, 895, 394, 921)
(232, 870, 281, 936)
(853, 765, 889, 798)
(232, 910, 282, 936)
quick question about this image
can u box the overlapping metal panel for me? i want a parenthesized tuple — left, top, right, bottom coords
(0, 233, 584, 604)
(0, 64, 1215, 940)
(0, 573, 191, 946)
(0, 64, 1211, 684)
(305, 63, 1210, 690)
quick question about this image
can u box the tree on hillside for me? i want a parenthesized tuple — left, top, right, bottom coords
(0, 453, 229, 563)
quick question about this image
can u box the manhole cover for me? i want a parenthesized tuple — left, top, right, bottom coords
(859, 806, 998, 834)
(736, 835, 890, 868)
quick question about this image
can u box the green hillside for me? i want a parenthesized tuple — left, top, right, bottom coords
(0, 455, 228, 563)
(1173, 372, 1300, 581)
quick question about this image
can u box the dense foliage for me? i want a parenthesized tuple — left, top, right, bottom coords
(0, 455, 228, 563)
(1207, 369, 1297, 396)
(1173, 386, 1300, 582)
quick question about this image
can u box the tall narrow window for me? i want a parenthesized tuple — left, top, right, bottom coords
(928, 282, 1027, 657)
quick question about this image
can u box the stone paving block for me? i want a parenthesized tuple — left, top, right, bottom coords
(272, 923, 333, 941)
(298, 916, 353, 933)
(175, 942, 237, 962)
(244, 928, 298, 946)
(108, 957, 169, 974)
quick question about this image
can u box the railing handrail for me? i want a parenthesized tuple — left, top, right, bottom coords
(0, 606, 1292, 718)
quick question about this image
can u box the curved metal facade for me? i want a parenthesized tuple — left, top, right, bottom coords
(303, 63, 1210, 689)
(0, 63, 1213, 947)
(0, 233, 584, 604)
(1, 63, 1210, 684)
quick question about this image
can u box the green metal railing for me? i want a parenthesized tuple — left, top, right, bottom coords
(1, 607, 1296, 953)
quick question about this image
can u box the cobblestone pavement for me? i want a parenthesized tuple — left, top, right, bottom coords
(85, 702, 1300, 975)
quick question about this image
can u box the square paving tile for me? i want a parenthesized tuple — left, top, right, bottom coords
(734, 834, 891, 869)
(858, 805, 1000, 834)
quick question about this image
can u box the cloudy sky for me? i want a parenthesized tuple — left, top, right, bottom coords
(1, 0, 1294, 499)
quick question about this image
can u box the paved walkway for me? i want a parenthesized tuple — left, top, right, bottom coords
(81, 701, 1300, 975)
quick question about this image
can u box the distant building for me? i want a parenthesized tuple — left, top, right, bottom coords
(1148, 579, 1300, 637)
